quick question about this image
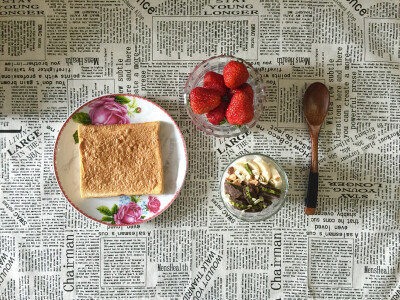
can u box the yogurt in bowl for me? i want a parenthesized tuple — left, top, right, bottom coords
(220, 153, 289, 222)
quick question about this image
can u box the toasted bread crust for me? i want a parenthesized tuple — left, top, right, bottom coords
(78, 122, 163, 198)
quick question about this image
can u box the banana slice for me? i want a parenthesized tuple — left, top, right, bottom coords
(253, 157, 271, 182)
(233, 160, 252, 181)
(233, 161, 247, 175)
(270, 168, 282, 188)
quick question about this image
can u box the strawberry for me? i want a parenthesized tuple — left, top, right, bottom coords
(228, 83, 254, 102)
(203, 71, 227, 97)
(206, 101, 228, 125)
(225, 90, 254, 125)
(189, 87, 221, 114)
(223, 60, 249, 89)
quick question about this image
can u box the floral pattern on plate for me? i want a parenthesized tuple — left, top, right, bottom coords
(71, 95, 141, 143)
(96, 195, 161, 225)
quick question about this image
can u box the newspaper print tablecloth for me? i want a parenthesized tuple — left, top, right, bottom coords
(0, 0, 399, 299)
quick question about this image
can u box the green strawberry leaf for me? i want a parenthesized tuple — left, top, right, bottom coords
(114, 95, 131, 105)
(221, 95, 230, 102)
(111, 204, 119, 215)
(111, 220, 116, 224)
(140, 216, 146, 219)
(219, 119, 227, 125)
(235, 125, 242, 128)
(101, 216, 114, 222)
(97, 206, 113, 216)
(72, 112, 91, 124)
(73, 130, 79, 144)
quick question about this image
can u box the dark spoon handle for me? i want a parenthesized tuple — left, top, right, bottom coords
(305, 171, 318, 215)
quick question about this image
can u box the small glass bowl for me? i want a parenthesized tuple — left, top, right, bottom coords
(184, 55, 266, 138)
(220, 153, 289, 222)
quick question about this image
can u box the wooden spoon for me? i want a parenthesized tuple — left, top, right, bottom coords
(303, 82, 330, 215)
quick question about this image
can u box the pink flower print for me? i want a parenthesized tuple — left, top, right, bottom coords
(114, 202, 142, 225)
(89, 97, 130, 125)
(147, 196, 161, 213)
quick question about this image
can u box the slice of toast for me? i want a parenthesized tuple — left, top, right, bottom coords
(78, 121, 163, 198)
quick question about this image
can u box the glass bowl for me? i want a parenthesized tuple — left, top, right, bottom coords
(184, 55, 266, 137)
(220, 153, 289, 222)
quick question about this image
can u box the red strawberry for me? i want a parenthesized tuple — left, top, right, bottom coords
(225, 90, 254, 125)
(203, 71, 227, 97)
(189, 87, 221, 114)
(223, 61, 249, 89)
(228, 83, 254, 102)
(206, 101, 228, 125)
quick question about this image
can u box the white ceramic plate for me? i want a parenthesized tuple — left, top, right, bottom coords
(54, 94, 187, 226)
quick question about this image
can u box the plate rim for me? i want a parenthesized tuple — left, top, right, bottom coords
(53, 94, 188, 226)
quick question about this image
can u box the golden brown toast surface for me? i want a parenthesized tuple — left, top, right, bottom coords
(78, 122, 163, 198)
